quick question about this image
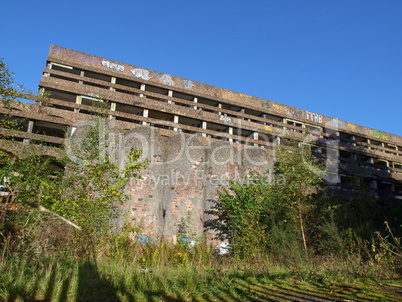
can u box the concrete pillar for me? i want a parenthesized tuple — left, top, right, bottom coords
(193, 97, 198, 110)
(79, 71, 84, 84)
(173, 115, 179, 131)
(142, 109, 149, 125)
(109, 102, 116, 120)
(23, 120, 34, 144)
(168, 90, 174, 104)
(74, 95, 82, 113)
(253, 132, 258, 146)
(239, 108, 245, 120)
(218, 103, 222, 115)
(110, 77, 116, 92)
(140, 84, 145, 98)
(202, 121, 207, 137)
(228, 127, 233, 142)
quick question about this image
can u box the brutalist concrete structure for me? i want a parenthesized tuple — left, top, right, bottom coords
(1, 45, 401, 243)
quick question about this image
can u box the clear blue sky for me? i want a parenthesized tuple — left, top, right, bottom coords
(2, 0, 401, 136)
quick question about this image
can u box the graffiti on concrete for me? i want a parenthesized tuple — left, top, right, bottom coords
(101, 60, 125, 73)
(370, 129, 389, 140)
(240, 93, 252, 98)
(306, 111, 323, 123)
(272, 103, 284, 112)
(219, 115, 233, 124)
(328, 118, 346, 128)
(290, 108, 304, 118)
(129, 68, 175, 86)
(129, 68, 152, 80)
(347, 123, 356, 132)
(184, 80, 193, 88)
(159, 74, 175, 86)
(261, 102, 271, 108)
(137, 234, 154, 246)
(275, 127, 289, 136)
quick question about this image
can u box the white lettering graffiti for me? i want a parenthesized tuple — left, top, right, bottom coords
(159, 74, 175, 86)
(101, 60, 125, 72)
(130, 68, 152, 80)
(306, 111, 323, 123)
(219, 115, 233, 123)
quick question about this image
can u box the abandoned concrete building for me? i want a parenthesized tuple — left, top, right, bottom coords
(1, 45, 401, 243)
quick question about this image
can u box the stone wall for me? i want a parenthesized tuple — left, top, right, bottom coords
(122, 127, 273, 245)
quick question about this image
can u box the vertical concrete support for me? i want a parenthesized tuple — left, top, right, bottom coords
(193, 97, 198, 110)
(79, 71, 84, 84)
(202, 121, 207, 137)
(173, 115, 179, 131)
(74, 95, 82, 113)
(253, 132, 258, 146)
(125, 127, 165, 239)
(168, 90, 174, 104)
(110, 77, 116, 92)
(109, 102, 116, 120)
(228, 127, 233, 142)
(218, 103, 222, 115)
(239, 108, 245, 120)
(140, 84, 145, 98)
(142, 109, 149, 126)
(163, 134, 205, 241)
(23, 120, 34, 144)
(204, 141, 242, 245)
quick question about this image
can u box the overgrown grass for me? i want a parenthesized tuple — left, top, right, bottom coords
(1, 245, 401, 302)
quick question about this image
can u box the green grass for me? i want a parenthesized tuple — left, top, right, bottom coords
(1, 256, 400, 301)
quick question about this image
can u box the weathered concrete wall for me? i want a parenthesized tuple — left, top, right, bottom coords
(68, 122, 273, 244)
(122, 129, 273, 244)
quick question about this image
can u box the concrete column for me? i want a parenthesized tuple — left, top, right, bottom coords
(23, 120, 34, 144)
(140, 84, 145, 98)
(253, 132, 258, 146)
(74, 95, 82, 113)
(202, 121, 207, 137)
(168, 90, 174, 104)
(142, 109, 149, 125)
(218, 103, 222, 115)
(109, 102, 116, 120)
(79, 71, 84, 84)
(193, 97, 198, 110)
(239, 108, 245, 120)
(110, 77, 116, 92)
(173, 115, 179, 131)
(228, 127, 233, 142)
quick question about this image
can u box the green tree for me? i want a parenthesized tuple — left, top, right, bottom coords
(272, 142, 324, 258)
(41, 118, 149, 257)
(217, 141, 324, 259)
(217, 171, 271, 258)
